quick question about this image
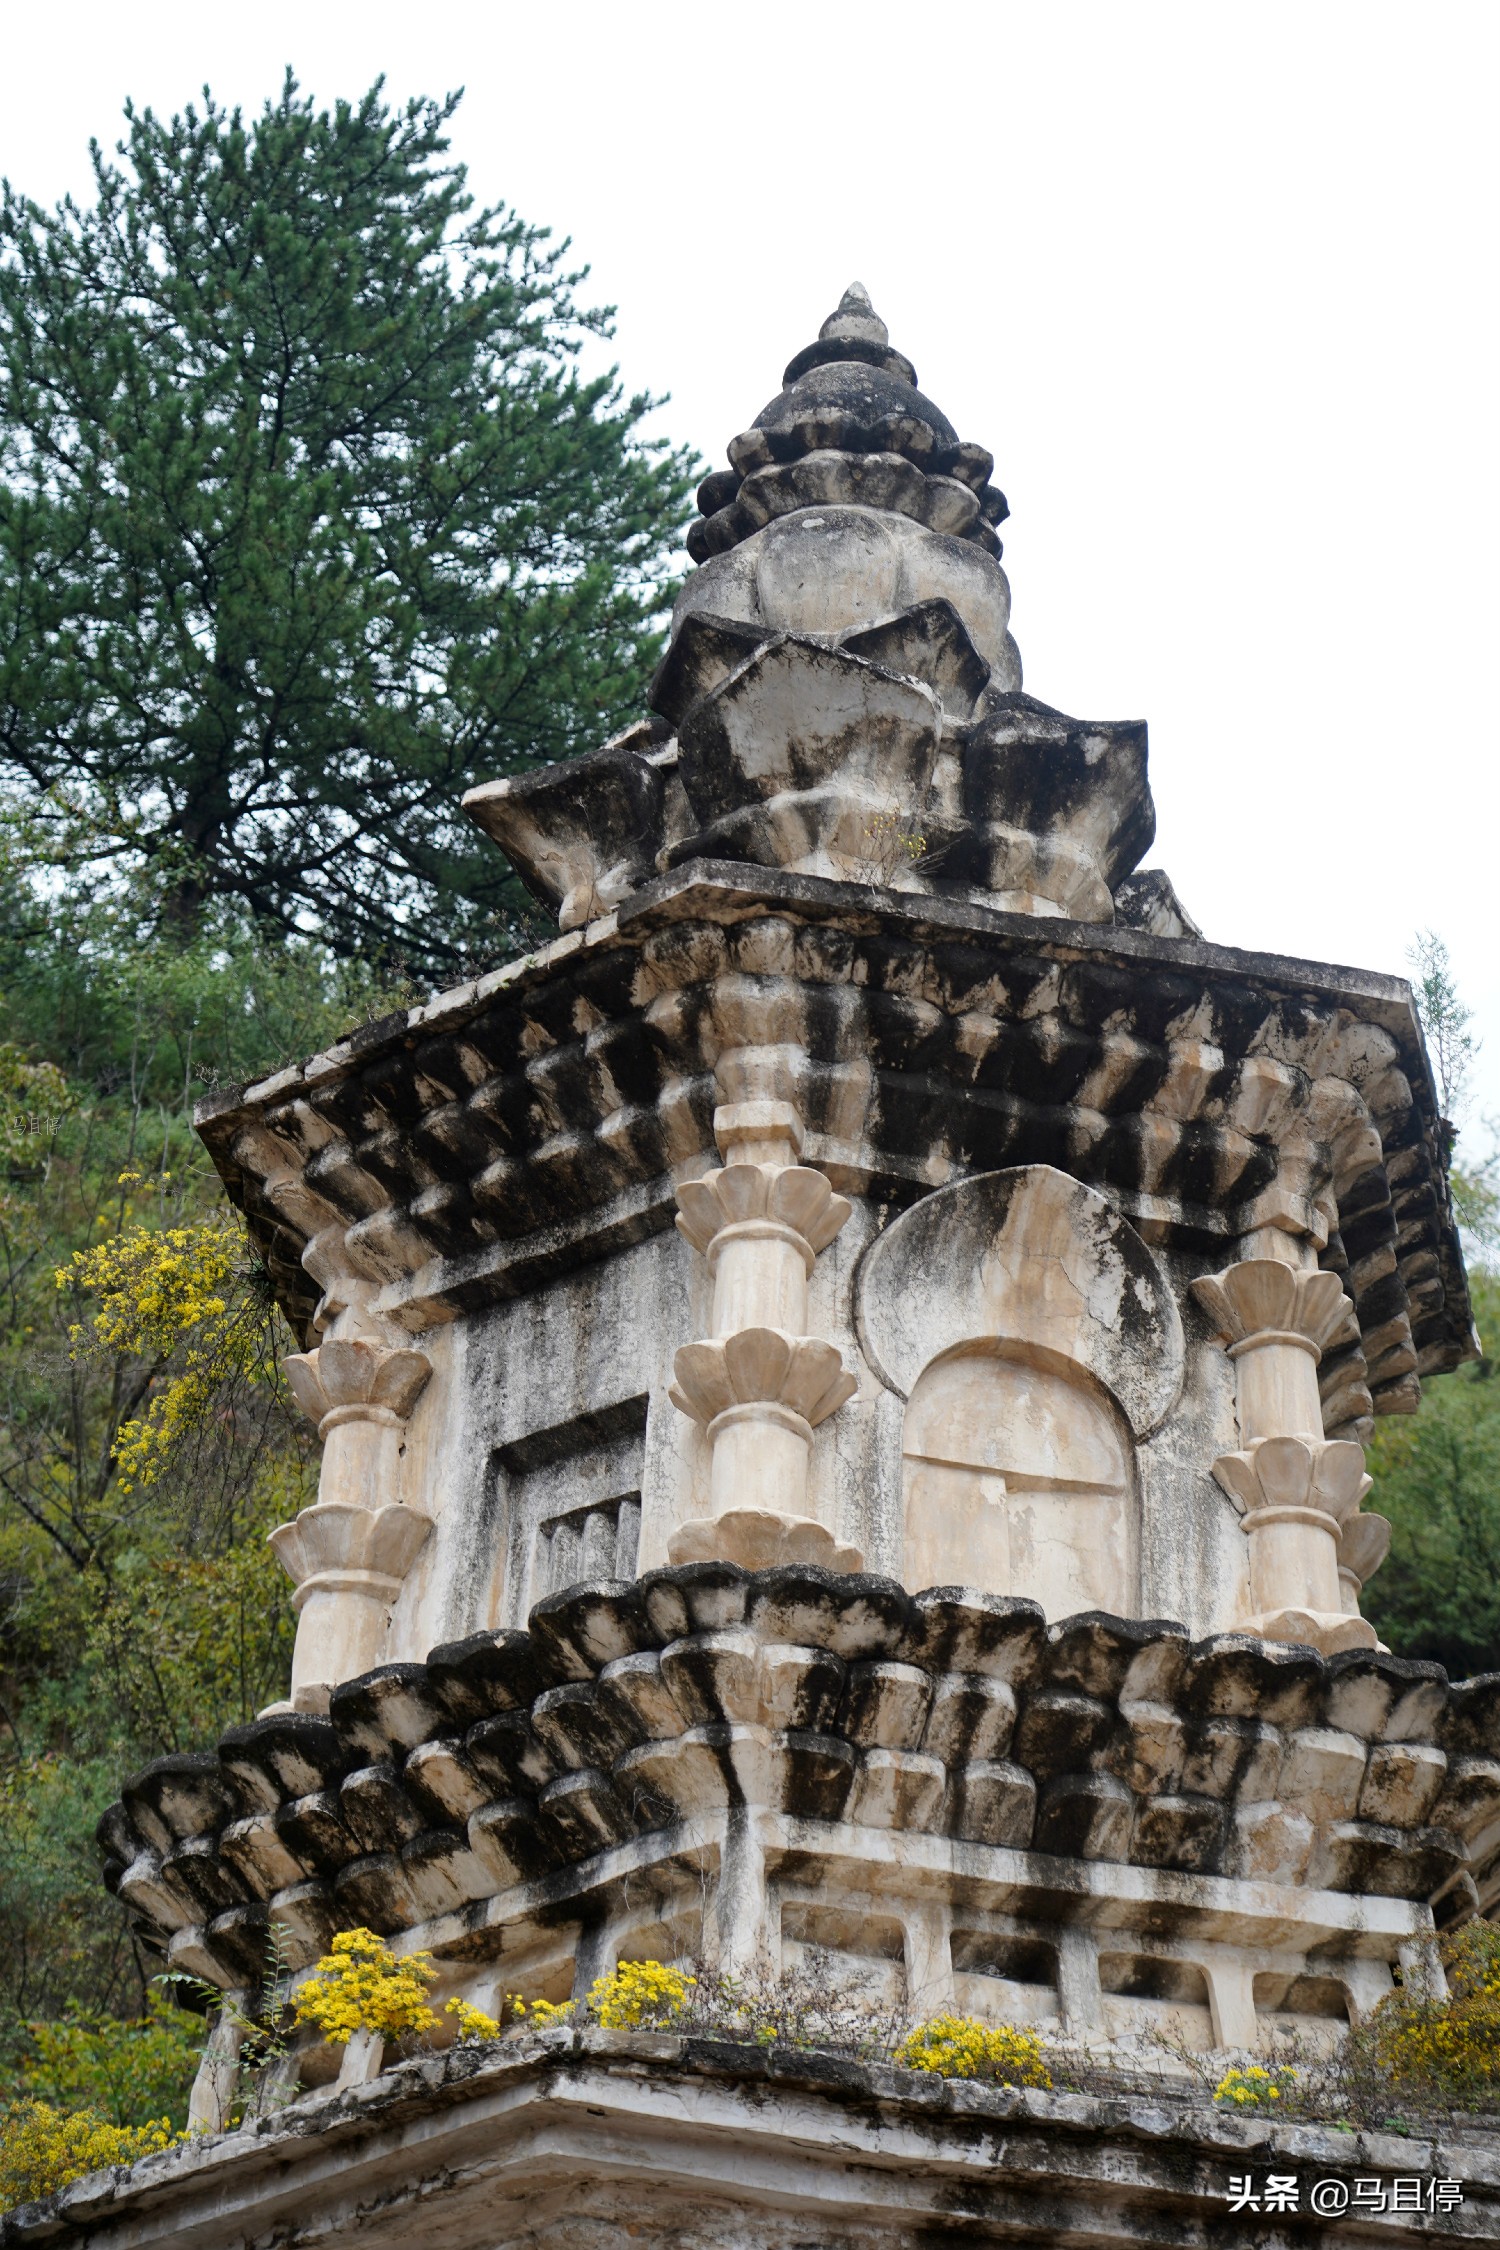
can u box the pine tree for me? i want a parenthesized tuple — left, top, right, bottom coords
(0, 77, 696, 969)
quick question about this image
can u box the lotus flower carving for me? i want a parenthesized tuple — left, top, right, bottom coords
(269, 1500, 434, 1600)
(1191, 1261, 1358, 1358)
(1212, 1434, 1372, 1525)
(675, 1163, 852, 1260)
(670, 1327, 856, 1430)
(283, 1340, 432, 1433)
(1338, 1510, 1392, 1589)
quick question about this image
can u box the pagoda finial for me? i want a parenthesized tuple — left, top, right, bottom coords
(819, 282, 889, 351)
(781, 281, 916, 389)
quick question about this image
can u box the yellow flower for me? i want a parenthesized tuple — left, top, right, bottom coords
(586, 1961, 695, 2031)
(894, 2016, 1050, 2089)
(0, 2103, 179, 2209)
(293, 1928, 438, 2047)
(57, 1216, 263, 1489)
(445, 1997, 500, 2042)
(1213, 2065, 1297, 2110)
(508, 1995, 575, 2029)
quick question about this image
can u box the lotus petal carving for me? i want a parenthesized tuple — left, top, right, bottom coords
(1339, 1511, 1392, 1588)
(282, 1340, 431, 1430)
(1212, 1435, 1372, 1525)
(669, 1327, 856, 1429)
(675, 1163, 852, 1258)
(268, 1500, 434, 1593)
(1191, 1261, 1357, 1357)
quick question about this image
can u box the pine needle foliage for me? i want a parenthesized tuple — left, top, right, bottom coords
(0, 76, 697, 968)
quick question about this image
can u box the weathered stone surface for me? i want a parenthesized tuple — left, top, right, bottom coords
(17, 2033, 1500, 2248)
(193, 870, 1467, 1430)
(856, 1166, 1184, 1434)
(102, 1569, 1500, 1993)
(461, 733, 671, 931)
(948, 693, 1156, 919)
(673, 637, 943, 882)
(119, 286, 1491, 2249)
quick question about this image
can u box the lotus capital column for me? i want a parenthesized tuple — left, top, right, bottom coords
(669, 1094, 859, 1573)
(269, 1338, 434, 1712)
(1192, 1258, 1383, 1655)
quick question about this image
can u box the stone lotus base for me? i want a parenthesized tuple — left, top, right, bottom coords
(8, 2031, 1500, 2247)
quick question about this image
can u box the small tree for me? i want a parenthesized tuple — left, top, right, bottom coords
(1408, 930, 1477, 1125)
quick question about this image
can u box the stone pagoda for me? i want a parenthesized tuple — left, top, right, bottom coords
(76, 287, 1500, 2247)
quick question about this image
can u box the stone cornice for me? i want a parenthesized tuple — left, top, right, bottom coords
(193, 865, 1470, 1410)
(97, 1567, 1500, 1993)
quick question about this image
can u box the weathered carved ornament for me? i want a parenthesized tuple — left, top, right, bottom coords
(669, 1086, 858, 1574)
(271, 1338, 434, 1712)
(1194, 1259, 1384, 1656)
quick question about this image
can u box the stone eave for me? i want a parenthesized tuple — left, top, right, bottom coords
(193, 862, 1471, 1388)
(97, 1575, 1500, 1994)
(196, 864, 1448, 1133)
(8, 2029, 1499, 2247)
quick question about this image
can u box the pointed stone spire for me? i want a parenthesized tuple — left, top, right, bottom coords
(782, 285, 917, 388)
(818, 282, 889, 352)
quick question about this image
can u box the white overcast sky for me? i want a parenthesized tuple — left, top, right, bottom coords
(3, 1, 1497, 1137)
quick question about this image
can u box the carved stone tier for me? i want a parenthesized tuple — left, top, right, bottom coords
(195, 877, 1469, 1409)
(1194, 1260, 1386, 1656)
(457, 288, 1172, 934)
(690, 284, 1009, 567)
(274, 1339, 434, 1712)
(467, 627, 1151, 925)
(97, 1574, 1500, 2027)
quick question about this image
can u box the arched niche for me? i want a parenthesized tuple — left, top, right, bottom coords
(855, 1166, 1184, 1613)
(901, 1342, 1135, 1614)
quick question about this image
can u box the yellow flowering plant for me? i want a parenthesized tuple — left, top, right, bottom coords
(505, 1960, 696, 2037)
(506, 1995, 575, 2029)
(588, 1961, 695, 2030)
(58, 1195, 274, 1491)
(445, 1998, 501, 2043)
(1213, 2063, 1298, 2110)
(894, 2016, 1051, 2089)
(292, 1929, 438, 2047)
(0, 2102, 179, 2212)
(1370, 1922, 1500, 2104)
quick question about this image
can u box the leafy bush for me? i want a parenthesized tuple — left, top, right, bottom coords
(1369, 1922, 1500, 2106)
(16, 1997, 200, 2129)
(894, 2015, 1051, 2089)
(0, 2100, 177, 2211)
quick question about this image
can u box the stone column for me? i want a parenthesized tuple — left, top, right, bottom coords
(669, 1091, 860, 1572)
(1192, 1259, 1379, 1656)
(269, 1338, 434, 1712)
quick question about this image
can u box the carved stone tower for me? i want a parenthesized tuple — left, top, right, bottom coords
(88, 288, 1496, 2247)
